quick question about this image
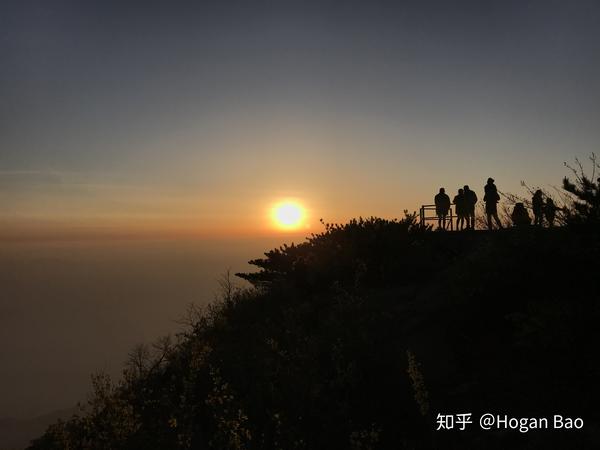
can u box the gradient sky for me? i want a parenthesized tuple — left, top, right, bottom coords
(2, 0, 600, 238)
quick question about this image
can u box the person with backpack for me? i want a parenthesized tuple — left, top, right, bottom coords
(483, 177, 503, 230)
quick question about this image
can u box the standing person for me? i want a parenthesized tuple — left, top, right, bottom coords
(532, 190, 544, 226)
(544, 198, 559, 227)
(483, 178, 503, 230)
(453, 188, 466, 230)
(434, 188, 451, 230)
(463, 185, 478, 230)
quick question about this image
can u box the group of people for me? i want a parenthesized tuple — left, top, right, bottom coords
(435, 178, 502, 230)
(434, 185, 478, 230)
(434, 178, 559, 230)
(511, 190, 560, 227)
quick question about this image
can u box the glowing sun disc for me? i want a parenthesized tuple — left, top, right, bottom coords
(272, 201, 306, 230)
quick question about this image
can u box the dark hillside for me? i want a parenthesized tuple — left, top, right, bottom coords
(28, 217, 600, 449)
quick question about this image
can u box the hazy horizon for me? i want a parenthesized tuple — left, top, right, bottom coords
(2, 0, 600, 427)
(1, 234, 314, 419)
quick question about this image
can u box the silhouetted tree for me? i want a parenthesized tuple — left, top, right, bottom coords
(562, 154, 600, 225)
(28, 164, 600, 450)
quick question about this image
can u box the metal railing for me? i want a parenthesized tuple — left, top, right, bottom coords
(419, 204, 454, 230)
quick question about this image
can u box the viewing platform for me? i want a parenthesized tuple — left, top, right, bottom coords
(419, 204, 455, 230)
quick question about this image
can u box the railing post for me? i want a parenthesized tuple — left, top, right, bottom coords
(419, 204, 457, 231)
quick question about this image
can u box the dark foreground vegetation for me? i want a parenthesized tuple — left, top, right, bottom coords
(29, 166, 600, 449)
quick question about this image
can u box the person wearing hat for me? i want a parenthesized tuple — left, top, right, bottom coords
(483, 177, 503, 230)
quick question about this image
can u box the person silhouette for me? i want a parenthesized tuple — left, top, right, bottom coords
(463, 185, 478, 230)
(532, 190, 544, 226)
(483, 178, 503, 230)
(511, 202, 531, 226)
(434, 187, 451, 230)
(453, 188, 466, 230)
(544, 198, 559, 227)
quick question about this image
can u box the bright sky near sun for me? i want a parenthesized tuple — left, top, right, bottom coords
(271, 200, 308, 231)
(2, 1, 599, 240)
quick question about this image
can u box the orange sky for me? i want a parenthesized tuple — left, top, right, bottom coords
(3, 0, 596, 242)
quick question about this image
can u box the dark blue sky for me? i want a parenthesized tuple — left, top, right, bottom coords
(2, 0, 599, 233)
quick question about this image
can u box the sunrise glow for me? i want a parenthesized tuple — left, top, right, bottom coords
(271, 201, 306, 230)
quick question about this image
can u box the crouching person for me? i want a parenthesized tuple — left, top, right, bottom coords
(511, 203, 531, 227)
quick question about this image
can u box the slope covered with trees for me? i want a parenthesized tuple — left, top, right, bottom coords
(29, 169, 600, 449)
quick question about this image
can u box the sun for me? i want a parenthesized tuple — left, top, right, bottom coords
(271, 201, 306, 230)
